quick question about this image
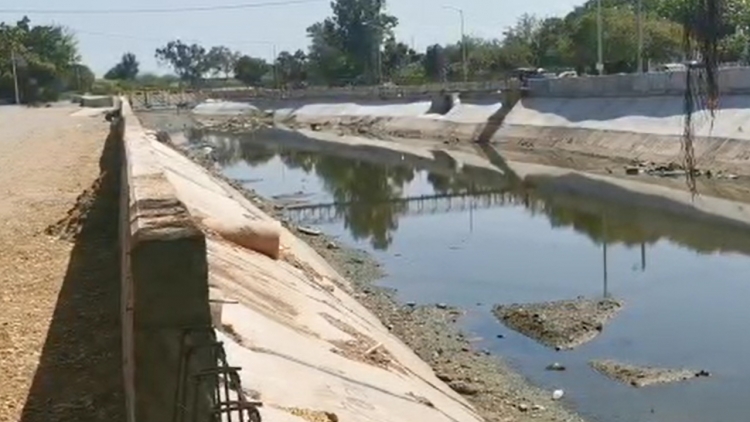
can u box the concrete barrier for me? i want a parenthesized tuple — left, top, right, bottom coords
(528, 66, 750, 98)
(118, 99, 485, 422)
(118, 100, 215, 422)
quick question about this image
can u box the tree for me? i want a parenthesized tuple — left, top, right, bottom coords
(66, 63, 95, 92)
(276, 49, 308, 88)
(233, 55, 269, 86)
(155, 40, 209, 85)
(104, 52, 139, 80)
(206, 46, 240, 78)
(306, 0, 398, 85)
(0, 16, 80, 103)
(422, 44, 447, 82)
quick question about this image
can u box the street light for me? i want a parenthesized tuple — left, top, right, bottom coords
(637, 0, 643, 73)
(444, 5, 468, 82)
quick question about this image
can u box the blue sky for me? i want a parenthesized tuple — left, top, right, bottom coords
(0, 0, 583, 76)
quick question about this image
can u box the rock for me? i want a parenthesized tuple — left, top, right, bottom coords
(496, 334, 505, 339)
(297, 226, 322, 236)
(517, 403, 529, 412)
(405, 301, 417, 308)
(448, 381, 479, 395)
(436, 373, 453, 382)
(546, 362, 566, 371)
(552, 389, 564, 400)
(326, 241, 339, 250)
(436, 303, 448, 310)
(625, 166, 640, 175)
(532, 404, 546, 411)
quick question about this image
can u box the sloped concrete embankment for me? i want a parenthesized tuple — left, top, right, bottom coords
(497, 95, 750, 176)
(277, 96, 509, 143)
(117, 100, 485, 422)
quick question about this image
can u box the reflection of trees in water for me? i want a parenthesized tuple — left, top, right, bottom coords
(280, 150, 414, 250)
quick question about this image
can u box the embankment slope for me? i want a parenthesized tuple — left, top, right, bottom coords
(122, 101, 486, 422)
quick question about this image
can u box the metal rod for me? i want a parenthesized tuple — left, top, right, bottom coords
(597, 0, 603, 75)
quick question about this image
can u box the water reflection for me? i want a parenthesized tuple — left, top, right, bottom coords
(195, 129, 750, 257)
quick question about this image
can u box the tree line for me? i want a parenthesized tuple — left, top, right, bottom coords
(0, 17, 94, 103)
(2, 0, 749, 103)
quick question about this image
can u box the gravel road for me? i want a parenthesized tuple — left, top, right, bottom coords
(0, 104, 124, 422)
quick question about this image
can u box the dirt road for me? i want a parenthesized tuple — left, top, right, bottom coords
(0, 105, 124, 422)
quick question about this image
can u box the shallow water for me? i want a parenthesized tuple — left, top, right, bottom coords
(200, 129, 750, 422)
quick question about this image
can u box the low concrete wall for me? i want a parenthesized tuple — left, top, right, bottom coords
(119, 100, 485, 422)
(118, 101, 215, 422)
(528, 66, 750, 98)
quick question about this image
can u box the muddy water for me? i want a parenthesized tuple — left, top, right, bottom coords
(199, 129, 750, 422)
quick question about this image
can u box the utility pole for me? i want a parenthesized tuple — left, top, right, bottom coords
(597, 0, 604, 75)
(11, 48, 20, 104)
(445, 6, 467, 82)
(272, 44, 278, 90)
(637, 0, 643, 73)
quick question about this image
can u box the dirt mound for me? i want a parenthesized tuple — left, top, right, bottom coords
(590, 360, 710, 387)
(44, 175, 103, 241)
(493, 298, 623, 350)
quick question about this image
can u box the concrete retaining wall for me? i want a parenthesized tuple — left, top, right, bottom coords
(118, 99, 485, 422)
(528, 66, 750, 97)
(498, 95, 750, 175)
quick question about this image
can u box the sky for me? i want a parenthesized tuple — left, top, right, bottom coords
(0, 0, 583, 76)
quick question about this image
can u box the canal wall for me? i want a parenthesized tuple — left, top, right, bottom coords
(497, 68, 750, 176)
(117, 99, 484, 422)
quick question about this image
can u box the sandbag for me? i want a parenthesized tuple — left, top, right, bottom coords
(203, 217, 281, 260)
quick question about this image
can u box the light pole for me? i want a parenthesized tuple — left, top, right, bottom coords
(444, 5, 468, 82)
(637, 0, 643, 73)
(11, 48, 20, 104)
(597, 0, 604, 75)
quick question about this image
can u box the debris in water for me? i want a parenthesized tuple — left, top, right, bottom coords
(552, 389, 564, 400)
(493, 298, 623, 350)
(590, 360, 711, 387)
(546, 362, 566, 371)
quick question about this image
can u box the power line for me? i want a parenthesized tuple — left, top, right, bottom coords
(74, 29, 276, 48)
(0, 0, 323, 15)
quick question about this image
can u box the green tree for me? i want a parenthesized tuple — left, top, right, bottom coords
(104, 52, 139, 80)
(306, 0, 398, 85)
(0, 16, 80, 103)
(233, 55, 269, 86)
(155, 40, 209, 85)
(206, 46, 240, 78)
(275, 50, 308, 88)
(422, 44, 447, 82)
(66, 63, 95, 92)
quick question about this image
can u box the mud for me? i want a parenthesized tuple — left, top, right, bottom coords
(493, 298, 623, 350)
(590, 360, 710, 387)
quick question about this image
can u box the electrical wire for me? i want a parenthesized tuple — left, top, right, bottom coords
(0, 0, 323, 15)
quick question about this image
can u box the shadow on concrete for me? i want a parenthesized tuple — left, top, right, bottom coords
(20, 127, 125, 422)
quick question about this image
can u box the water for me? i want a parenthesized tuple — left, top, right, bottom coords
(200, 129, 750, 422)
